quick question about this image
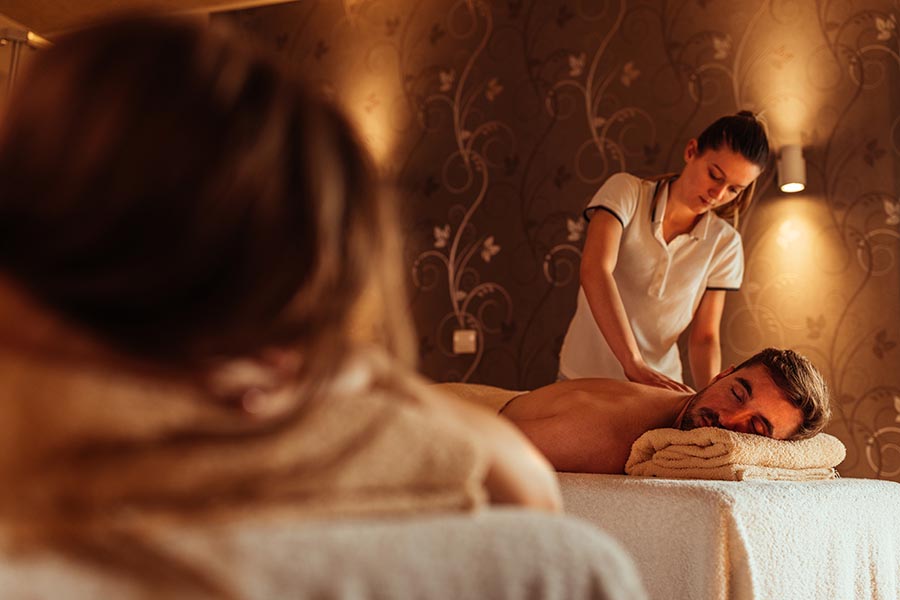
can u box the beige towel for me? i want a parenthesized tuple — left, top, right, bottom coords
(625, 427, 846, 481)
(0, 348, 490, 524)
(431, 382, 524, 414)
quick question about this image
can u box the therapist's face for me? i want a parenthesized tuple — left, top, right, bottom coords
(678, 140, 761, 215)
(676, 363, 803, 440)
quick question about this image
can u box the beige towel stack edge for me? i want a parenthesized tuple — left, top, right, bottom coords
(625, 427, 846, 481)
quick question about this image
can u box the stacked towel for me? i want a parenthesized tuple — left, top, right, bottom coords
(625, 427, 846, 481)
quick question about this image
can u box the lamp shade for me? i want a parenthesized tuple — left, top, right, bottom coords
(777, 145, 806, 193)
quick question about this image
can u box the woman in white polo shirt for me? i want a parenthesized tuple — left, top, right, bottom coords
(558, 112, 769, 390)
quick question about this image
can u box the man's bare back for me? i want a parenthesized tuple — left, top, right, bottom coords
(501, 359, 812, 474)
(501, 379, 690, 474)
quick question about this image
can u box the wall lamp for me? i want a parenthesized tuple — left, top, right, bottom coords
(777, 145, 806, 193)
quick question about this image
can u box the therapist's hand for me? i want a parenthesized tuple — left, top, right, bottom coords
(624, 360, 695, 393)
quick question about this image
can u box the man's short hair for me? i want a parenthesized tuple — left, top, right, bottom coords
(735, 348, 831, 440)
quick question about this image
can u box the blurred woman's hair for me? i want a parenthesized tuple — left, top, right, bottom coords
(0, 16, 420, 598)
(0, 16, 414, 379)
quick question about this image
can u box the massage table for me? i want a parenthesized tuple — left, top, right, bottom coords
(0, 509, 647, 599)
(561, 472, 900, 599)
(434, 382, 900, 600)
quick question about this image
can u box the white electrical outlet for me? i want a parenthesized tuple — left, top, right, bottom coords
(453, 329, 477, 354)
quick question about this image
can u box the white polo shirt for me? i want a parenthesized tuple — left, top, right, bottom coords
(558, 172, 743, 382)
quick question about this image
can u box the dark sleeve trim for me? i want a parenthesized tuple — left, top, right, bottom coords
(706, 286, 740, 292)
(583, 205, 624, 228)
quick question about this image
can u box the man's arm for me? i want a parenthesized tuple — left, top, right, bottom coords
(438, 395, 563, 511)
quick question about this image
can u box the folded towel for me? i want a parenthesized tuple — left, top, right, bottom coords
(625, 427, 846, 481)
(431, 383, 524, 414)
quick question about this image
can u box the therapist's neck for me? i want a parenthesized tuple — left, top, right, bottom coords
(661, 178, 701, 239)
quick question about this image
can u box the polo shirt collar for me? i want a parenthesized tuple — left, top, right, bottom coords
(651, 180, 713, 242)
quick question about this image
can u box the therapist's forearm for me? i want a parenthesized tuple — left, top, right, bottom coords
(689, 334, 721, 388)
(581, 270, 644, 372)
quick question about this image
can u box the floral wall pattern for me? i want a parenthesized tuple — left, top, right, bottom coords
(221, 0, 900, 481)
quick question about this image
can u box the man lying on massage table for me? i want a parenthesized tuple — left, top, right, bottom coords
(501, 348, 832, 474)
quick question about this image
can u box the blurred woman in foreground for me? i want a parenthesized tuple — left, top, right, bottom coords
(0, 16, 560, 596)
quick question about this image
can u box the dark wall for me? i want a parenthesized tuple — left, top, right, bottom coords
(220, 0, 900, 481)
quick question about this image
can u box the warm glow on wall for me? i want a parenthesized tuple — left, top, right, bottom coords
(341, 75, 399, 170)
(746, 7, 828, 174)
(775, 217, 806, 250)
(737, 196, 839, 340)
(760, 198, 835, 300)
(764, 98, 813, 147)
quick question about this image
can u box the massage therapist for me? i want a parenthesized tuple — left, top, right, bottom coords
(558, 112, 770, 390)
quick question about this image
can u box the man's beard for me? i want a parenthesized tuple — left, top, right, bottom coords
(676, 387, 721, 430)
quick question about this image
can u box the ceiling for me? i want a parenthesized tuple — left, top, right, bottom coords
(0, 0, 297, 37)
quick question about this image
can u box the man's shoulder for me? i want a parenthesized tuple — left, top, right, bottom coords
(550, 378, 661, 407)
(559, 377, 664, 393)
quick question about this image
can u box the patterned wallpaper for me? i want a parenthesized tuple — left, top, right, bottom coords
(221, 0, 900, 481)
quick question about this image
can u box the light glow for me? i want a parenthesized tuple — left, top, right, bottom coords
(776, 217, 805, 249)
(780, 182, 805, 193)
(26, 32, 51, 48)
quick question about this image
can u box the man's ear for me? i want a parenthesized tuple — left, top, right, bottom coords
(710, 365, 735, 384)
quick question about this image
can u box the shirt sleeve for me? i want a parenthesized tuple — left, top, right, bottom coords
(706, 230, 744, 290)
(583, 172, 642, 228)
